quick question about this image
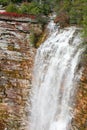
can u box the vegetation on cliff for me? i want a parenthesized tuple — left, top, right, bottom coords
(5, 1, 51, 15)
(54, 0, 87, 38)
(0, 0, 87, 45)
(1, 0, 86, 34)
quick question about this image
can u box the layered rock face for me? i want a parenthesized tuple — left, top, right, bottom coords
(73, 54, 87, 130)
(0, 20, 35, 130)
(0, 18, 87, 130)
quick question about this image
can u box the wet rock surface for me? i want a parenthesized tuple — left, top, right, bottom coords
(0, 20, 35, 130)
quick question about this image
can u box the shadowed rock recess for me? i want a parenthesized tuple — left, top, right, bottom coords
(0, 20, 35, 130)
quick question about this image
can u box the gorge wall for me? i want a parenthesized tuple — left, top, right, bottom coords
(73, 53, 87, 130)
(0, 20, 36, 130)
(0, 18, 87, 130)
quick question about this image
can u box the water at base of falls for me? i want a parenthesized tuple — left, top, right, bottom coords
(28, 21, 84, 130)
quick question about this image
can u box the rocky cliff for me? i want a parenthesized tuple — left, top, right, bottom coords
(0, 20, 36, 130)
(73, 53, 87, 130)
(0, 18, 87, 130)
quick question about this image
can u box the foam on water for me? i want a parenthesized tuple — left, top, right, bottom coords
(28, 21, 83, 130)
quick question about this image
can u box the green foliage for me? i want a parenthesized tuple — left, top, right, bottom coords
(5, 1, 51, 15)
(18, 2, 41, 15)
(27, 2, 41, 15)
(71, 0, 87, 37)
(0, 0, 51, 16)
(6, 3, 19, 13)
(61, 1, 71, 12)
(0, 0, 10, 6)
(11, 0, 23, 3)
(41, 3, 51, 15)
(29, 32, 37, 47)
(37, 15, 48, 25)
(19, 2, 51, 15)
(19, 3, 29, 14)
(54, 0, 87, 38)
(0, 0, 30, 5)
(82, 16, 87, 38)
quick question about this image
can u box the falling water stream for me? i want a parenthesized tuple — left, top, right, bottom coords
(29, 21, 83, 130)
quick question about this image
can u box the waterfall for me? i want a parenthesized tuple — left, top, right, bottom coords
(28, 21, 83, 130)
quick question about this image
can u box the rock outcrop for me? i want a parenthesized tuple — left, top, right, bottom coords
(72, 54, 87, 130)
(0, 17, 87, 130)
(0, 20, 35, 130)
(54, 12, 70, 28)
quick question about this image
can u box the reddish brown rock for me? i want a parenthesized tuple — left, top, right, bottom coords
(0, 20, 36, 130)
(72, 55, 87, 130)
(54, 12, 70, 28)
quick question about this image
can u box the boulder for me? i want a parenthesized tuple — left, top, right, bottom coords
(54, 12, 70, 28)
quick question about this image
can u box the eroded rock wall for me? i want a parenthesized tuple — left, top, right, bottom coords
(0, 19, 87, 130)
(0, 20, 35, 130)
(73, 54, 87, 130)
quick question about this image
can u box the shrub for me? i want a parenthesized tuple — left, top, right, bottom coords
(82, 16, 87, 38)
(37, 15, 48, 25)
(6, 3, 19, 13)
(69, 8, 78, 24)
(4, 1, 51, 16)
(19, 2, 51, 15)
(0, 0, 10, 6)
(29, 32, 37, 47)
(41, 4, 51, 15)
(19, 3, 29, 14)
(19, 2, 40, 15)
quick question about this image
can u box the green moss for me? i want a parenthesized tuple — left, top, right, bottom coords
(36, 31, 47, 48)
(29, 32, 37, 47)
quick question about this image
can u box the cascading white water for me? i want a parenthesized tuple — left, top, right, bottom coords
(28, 21, 83, 130)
